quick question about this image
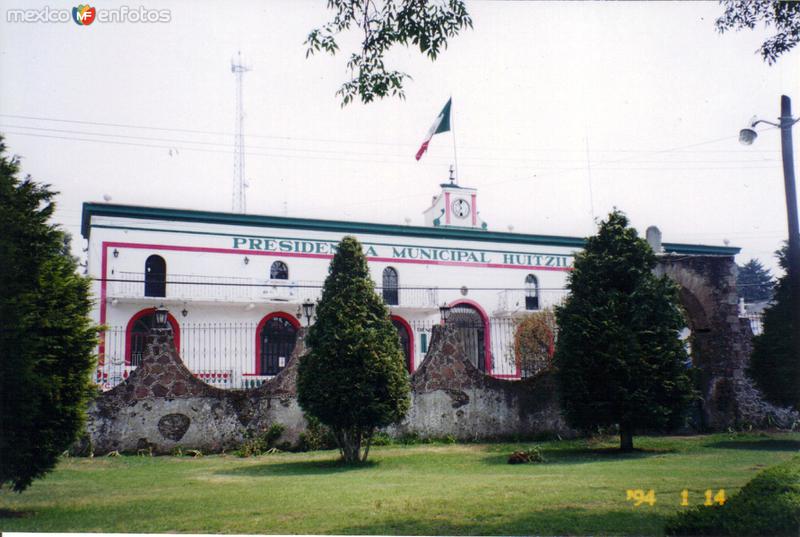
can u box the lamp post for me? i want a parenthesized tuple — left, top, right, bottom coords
(439, 303, 452, 324)
(740, 94, 800, 359)
(301, 299, 315, 327)
(153, 304, 169, 329)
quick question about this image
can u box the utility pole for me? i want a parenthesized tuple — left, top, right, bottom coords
(778, 95, 800, 360)
(231, 51, 250, 214)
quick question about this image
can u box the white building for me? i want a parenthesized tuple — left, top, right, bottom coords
(82, 180, 737, 389)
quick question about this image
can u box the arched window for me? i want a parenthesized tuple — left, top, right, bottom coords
(270, 261, 289, 280)
(382, 267, 399, 305)
(144, 255, 166, 297)
(257, 314, 299, 375)
(525, 274, 539, 310)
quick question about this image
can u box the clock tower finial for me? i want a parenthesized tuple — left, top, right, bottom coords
(422, 169, 488, 230)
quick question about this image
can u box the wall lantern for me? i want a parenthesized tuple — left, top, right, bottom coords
(153, 304, 169, 328)
(301, 299, 315, 327)
(244, 256, 250, 265)
(439, 303, 452, 323)
(181, 307, 188, 318)
(112, 248, 119, 258)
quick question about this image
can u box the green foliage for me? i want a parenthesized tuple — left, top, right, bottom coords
(716, 1, 800, 65)
(236, 423, 286, 457)
(666, 455, 800, 536)
(306, 0, 472, 105)
(297, 414, 338, 452)
(507, 446, 545, 464)
(553, 210, 695, 451)
(513, 309, 557, 377)
(749, 246, 798, 411)
(297, 236, 410, 463)
(736, 258, 775, 303)
(0, 138, 98, 492)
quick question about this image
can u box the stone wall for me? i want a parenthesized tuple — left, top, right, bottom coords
(85, 328, 307, 455)
(394, 324, 570, 439)
(83, 254, 797, 454)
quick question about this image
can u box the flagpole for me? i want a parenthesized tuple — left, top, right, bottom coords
(450, 95, 459, 184)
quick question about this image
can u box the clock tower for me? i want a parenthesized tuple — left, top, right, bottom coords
(423, 169, 487, 230)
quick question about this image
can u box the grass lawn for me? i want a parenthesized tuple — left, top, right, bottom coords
(1, 432, 798, 536)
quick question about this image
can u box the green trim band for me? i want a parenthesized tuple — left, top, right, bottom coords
(81, 202, 741, 256)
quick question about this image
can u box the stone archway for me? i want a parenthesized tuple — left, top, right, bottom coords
(656, 254, 759, 430)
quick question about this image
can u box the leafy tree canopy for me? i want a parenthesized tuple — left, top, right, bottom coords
(748, 245, 798, 411)
(737, 258, 775, 303)
(306, 0, 472, 106)
(0, 137, 97, 492)
(553, 210, 695, 451)
(297, 235, 410, 463)
(716, 1, 800, 64)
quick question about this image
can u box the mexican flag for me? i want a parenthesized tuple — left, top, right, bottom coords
(415, 98, 452, 161)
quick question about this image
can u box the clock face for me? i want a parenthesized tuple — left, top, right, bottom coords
(452, 198, 470, 218)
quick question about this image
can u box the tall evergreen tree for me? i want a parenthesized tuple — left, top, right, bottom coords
(748, 246, 798, 411)
(0, 137, 97, 492)
(737, 258, 775, 303)
(554, 210, 695, 451)
(297, 236, 410, 463)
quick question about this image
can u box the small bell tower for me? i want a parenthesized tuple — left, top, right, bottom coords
(423, 166, 487, 230)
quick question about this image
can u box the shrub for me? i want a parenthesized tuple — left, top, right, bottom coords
(236, 423, 285, 457)
(666, 456, 800, 536)
(297, 415, 337, 452)
(508, 446, 545, 464)
(514, 309, 557, 377)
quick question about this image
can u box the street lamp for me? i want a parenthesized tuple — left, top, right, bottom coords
(301, 299, 315, 327)
(153, 304, 169, 329)
(740, 95, 800, 359)
(439, 303, 452, 323)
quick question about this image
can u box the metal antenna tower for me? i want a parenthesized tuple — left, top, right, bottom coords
(231, 51, 251, 213)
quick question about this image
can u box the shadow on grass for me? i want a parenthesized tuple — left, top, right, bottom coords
(704, 439, 800, 451)
(217, 458, 380, 477)
(482, 446, 676, 466)
(0, 508, 34, 519)
(333, 506, 668, 536)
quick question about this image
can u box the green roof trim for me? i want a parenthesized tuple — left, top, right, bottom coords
(80, 202, 741, 256)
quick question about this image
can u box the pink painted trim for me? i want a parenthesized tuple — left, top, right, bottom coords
(445, 192, 451, 225)
(124, 308, 181, 366)
(253, 311, 301, 376)
(447, 299, 495, 375)
(471, 193, 477, 226)
(390, 314, 416, 373)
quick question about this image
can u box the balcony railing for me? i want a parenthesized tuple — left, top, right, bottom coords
(107, 272, 439, 308)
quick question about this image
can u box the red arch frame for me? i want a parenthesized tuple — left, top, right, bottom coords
(447, 299, 493, 374)
(125, 308, 181, 366)
(254, 311, 301, 375)
(390, 314, 415, 373)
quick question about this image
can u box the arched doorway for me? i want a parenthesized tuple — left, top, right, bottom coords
(256, 313, 300, 376)
(446, 302, 489, 373)
(390, 315, 414, 372)
(125, 308, 180, 366)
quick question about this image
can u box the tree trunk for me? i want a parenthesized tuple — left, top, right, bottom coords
(361, 428, 374, 462)
(339, 428, 363, 464)
(620, 424, 634, 452)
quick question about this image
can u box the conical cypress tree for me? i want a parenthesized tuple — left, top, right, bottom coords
(297, 236, 409, 463)
(553, 210, 695, 451)
(748, 246, 798, 410)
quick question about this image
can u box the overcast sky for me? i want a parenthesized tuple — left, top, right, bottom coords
(1, 1, 798, 275)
